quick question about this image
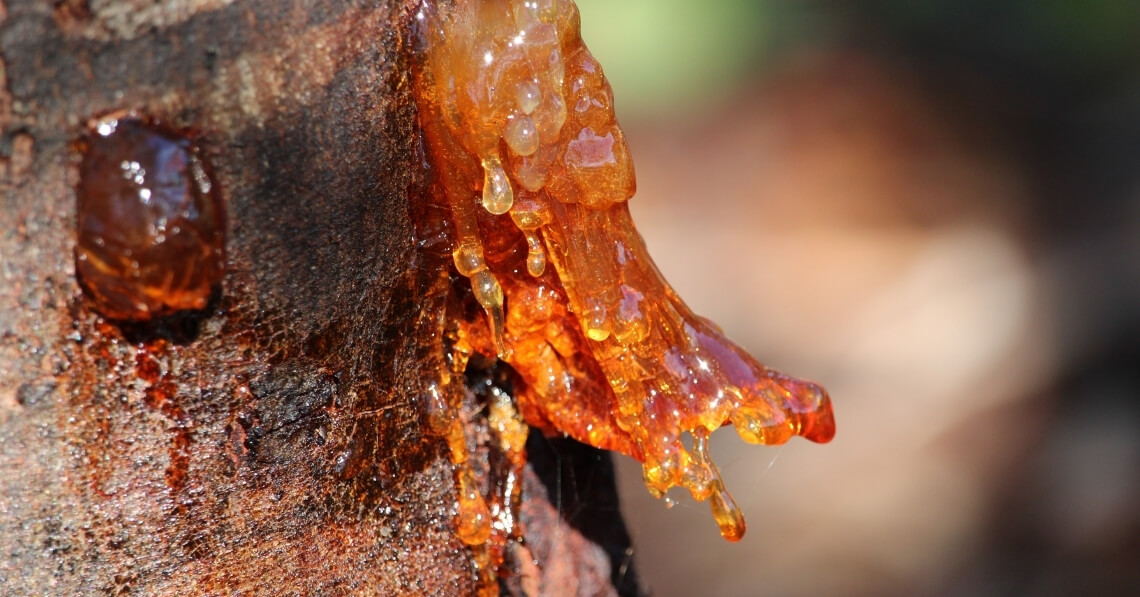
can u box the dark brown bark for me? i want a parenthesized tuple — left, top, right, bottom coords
(0, 1, 638, 595)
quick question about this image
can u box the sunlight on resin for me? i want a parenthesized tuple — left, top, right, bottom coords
(411, 0, 835, 561)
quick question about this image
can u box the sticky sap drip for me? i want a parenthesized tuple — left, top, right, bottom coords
(412, 0, 835, 547)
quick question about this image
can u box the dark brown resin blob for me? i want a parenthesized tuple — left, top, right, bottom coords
(75, 113, 224, 321)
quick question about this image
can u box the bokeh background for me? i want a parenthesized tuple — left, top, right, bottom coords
(573, 1, 1140, 595)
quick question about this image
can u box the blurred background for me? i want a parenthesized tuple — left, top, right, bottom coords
(572, 1, 1140, 595)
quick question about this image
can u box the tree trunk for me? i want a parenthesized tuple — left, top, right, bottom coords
(0, 1, 639, 594)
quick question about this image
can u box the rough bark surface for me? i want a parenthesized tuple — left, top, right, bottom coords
(0, 1, 638, 595)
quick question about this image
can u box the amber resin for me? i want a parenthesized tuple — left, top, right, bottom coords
(75, 112, 225, 321)
(412, 0, 835, 549)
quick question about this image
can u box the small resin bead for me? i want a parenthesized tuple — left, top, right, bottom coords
(504, 113, 540, 157)
(516, 80, 541, 115)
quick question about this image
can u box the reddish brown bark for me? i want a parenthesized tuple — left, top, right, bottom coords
(0, 1, 638, 594)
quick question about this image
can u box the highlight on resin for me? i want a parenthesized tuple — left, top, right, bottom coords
(74, 111, 225, 321)
(412, 0, 835, 544)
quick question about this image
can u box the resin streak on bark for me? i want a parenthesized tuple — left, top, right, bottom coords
(412, 0, 835, 543)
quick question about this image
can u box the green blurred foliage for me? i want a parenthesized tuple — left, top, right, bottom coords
(1036, 0, 1140, 63)
(576, 0, 1140, 121)
(575, 0, 771, 122)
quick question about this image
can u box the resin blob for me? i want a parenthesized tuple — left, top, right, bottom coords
(412, 0, 835, 547)
(75, 113, 225, 321)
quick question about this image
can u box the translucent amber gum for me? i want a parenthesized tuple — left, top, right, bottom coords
(75, 113, 225, 321)
(413, 0, 835, 543)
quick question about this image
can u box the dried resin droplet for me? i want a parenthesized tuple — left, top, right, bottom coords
(509, 197, 550, 278)
(504, 113, 540, 157)
(516, 80, 541, 115)
(411, 0, 835, 548)
(481, 155, 514, 215)
(523, 231, 545, 277)
(456, 468, 493, 546)
(75, 112, 225, 321)
(693, 429, 746, 541)
(453, 242, 507, 357)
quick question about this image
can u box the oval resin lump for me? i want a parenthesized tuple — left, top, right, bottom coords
(75, 113, 225, 321)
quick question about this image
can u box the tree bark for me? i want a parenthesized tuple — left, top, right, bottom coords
(0, 1, 639, 594)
